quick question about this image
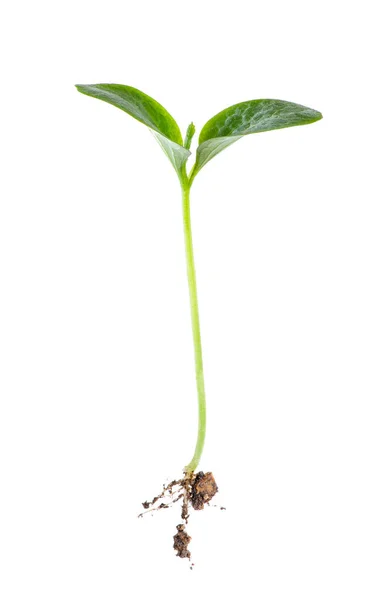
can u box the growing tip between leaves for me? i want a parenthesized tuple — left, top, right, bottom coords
(184, 122, 196, 150)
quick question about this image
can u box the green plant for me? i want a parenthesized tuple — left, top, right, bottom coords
(76, 83, 322, 560)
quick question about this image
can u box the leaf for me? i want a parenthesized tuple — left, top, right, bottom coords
(76, 83, 190, 176)
(183, 122, 196, 150)
(152, 131, 191, 174)
(191, 99, 322, 180)
(190, 136, 242, 181)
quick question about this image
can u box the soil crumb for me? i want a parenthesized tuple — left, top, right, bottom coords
(191, 471, 218, 510)
(173, 524, 192, 559)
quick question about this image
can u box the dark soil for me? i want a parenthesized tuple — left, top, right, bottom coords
(139, 470, 219, 563)
(173, 524, 192, 559)
(191, 471, 218, 510)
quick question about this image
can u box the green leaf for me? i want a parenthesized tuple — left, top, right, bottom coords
(152, 131, 190, 174)
(76, 83, 190, 176)
(191, 99, 322, 180)
(191, 136, 242, 181)
(183, 122, 196, 150)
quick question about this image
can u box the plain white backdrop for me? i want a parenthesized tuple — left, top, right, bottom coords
(0, 0, 378, 597)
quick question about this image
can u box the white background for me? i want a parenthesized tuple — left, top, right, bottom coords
(0, 0, 378, 597)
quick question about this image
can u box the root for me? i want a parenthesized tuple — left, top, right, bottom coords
(139, 471, 219, 563)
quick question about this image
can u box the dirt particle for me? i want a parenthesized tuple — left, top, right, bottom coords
(173, 524, 191, 559)
(190, 471, 218, 510)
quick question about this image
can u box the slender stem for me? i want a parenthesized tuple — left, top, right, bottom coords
(181, 182, 206, 473)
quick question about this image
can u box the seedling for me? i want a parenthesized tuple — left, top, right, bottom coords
(76, 83, 322, 562)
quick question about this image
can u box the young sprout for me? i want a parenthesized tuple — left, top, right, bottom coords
(76, 83, 322, 560)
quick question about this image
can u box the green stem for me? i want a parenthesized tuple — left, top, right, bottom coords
(181, 182, 206, 474)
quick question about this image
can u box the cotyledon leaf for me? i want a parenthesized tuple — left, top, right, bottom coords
(152, 132, 190, 174)
(190, 136, 242, 181)
(76, 83, 190, 176)
(190, 99, 323, 180)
